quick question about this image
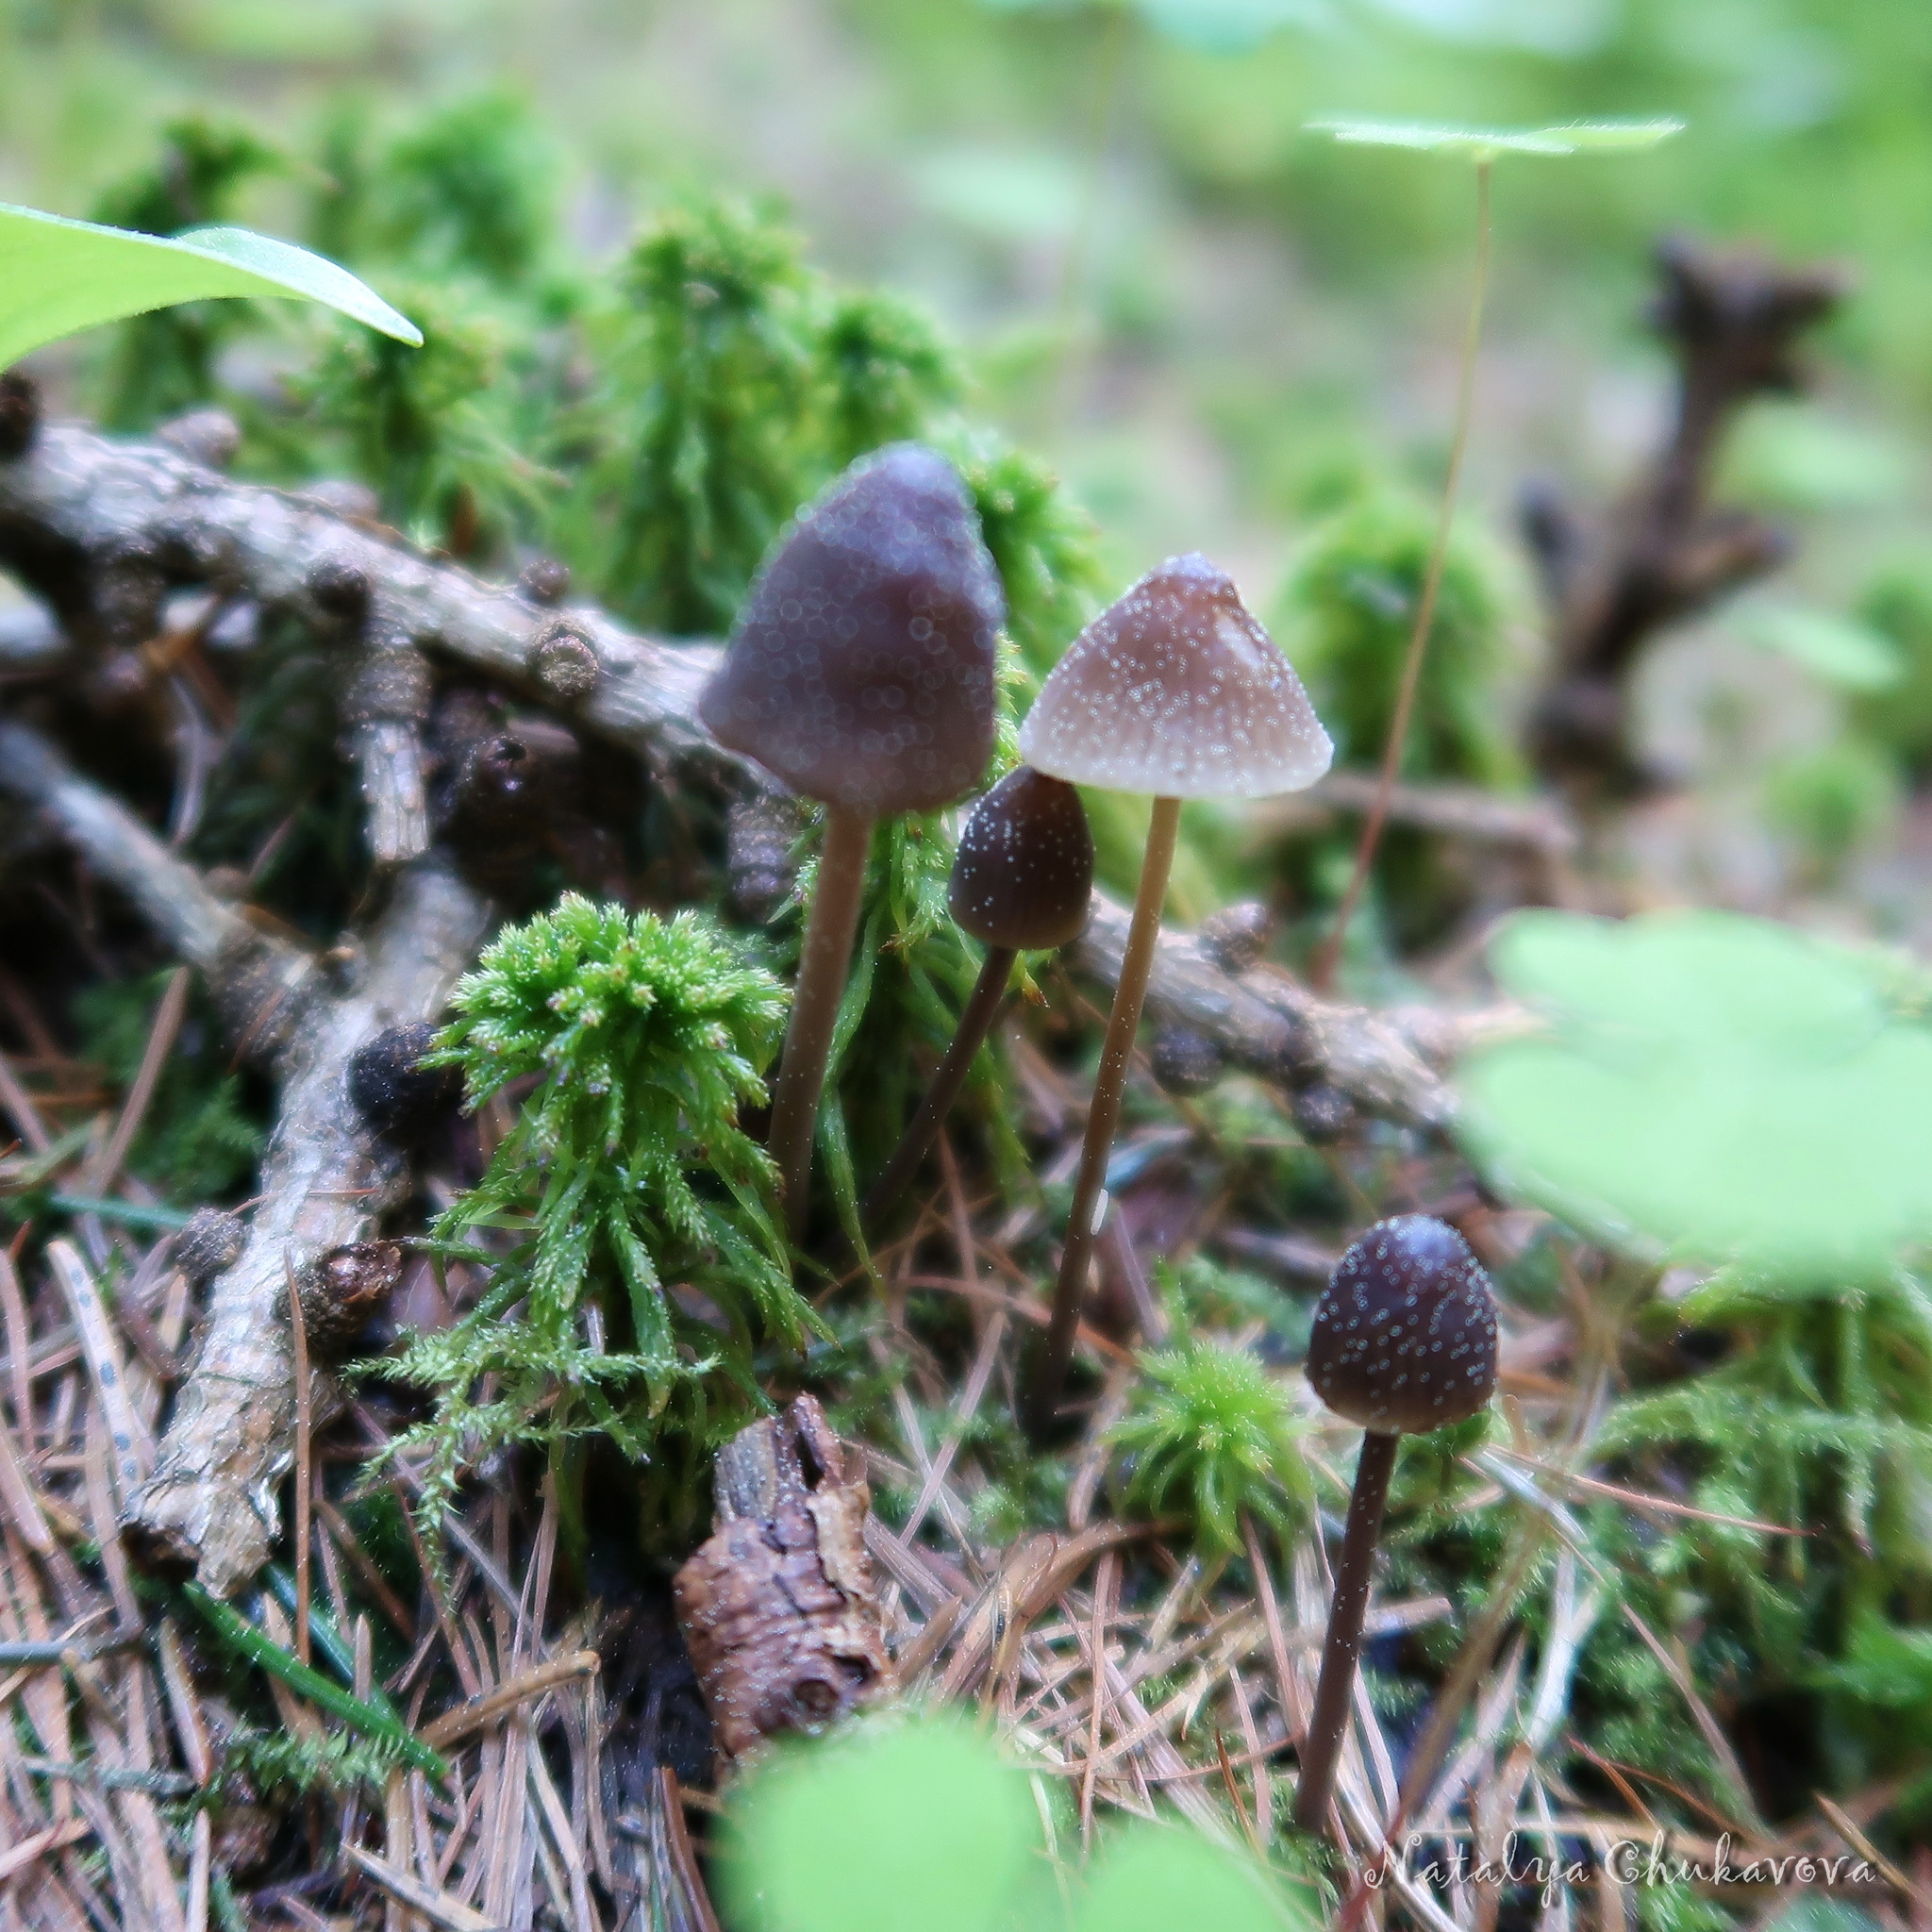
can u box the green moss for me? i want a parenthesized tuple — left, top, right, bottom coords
(1276, 487, 1520, 789)
(379, 898, 809, 1535)
(1108, 1337, 1312, 1557)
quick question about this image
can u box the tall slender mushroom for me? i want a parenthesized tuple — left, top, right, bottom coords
(1020, 553, 1332, 1428)
(701, 443, 1004, 1237)
(1291, 1213, 1499, 1838)
(863, 764, 1094, 1227)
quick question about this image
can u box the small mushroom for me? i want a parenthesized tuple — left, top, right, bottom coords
(862, 765, 1093, 1227)
(701, 442, 1003, 1237)
(1019, 553, 1332, 1427)
(1291, 1213, 1499, 1838)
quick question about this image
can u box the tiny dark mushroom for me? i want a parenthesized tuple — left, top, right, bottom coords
(1291, 1213, 1499, 1838)
(700, 442, 1003, 1238)
(863, 764, 1093, 1227)
(1020, 553, 1331, 1429)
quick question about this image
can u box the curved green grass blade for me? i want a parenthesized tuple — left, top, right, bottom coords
(1307, 118, 1684, 162)
(0, 202, 421, 371)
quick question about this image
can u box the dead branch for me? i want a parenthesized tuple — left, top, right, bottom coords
(123, 856, 490, 1593)
(0, 416, 725, 782)
(0, 720, 311, 1059)
(1068, 894, 1458, 1132)
(1524, 235, 1844, 795)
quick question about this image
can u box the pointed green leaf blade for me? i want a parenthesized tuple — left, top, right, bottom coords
(0, 201, 421, 371)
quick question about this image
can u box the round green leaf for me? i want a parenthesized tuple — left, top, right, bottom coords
(1072, 1825, 1310, 1932)
(724, 1718, 1041, 1932)
(1746, 604, 1905, 693)
(0, 201, 421, 371)
(1459, 911, 1932, 1277)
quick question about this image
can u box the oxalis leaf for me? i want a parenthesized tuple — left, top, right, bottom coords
(723, 1715, 1308, 1932)
(1307, 117, 1683, 161)
(0, 201, 421, 371)
(1458, 910, 1932, 1278)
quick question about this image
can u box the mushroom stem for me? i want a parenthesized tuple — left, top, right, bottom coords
(768, 802, 874, 1239)
(1026, 792, 1182, 1433)
(1291, 1426, 1400, 1837)
(862, 943, 1016, 1229)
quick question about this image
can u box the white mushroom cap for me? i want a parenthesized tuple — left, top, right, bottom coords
(1018, 552, 1333, 800)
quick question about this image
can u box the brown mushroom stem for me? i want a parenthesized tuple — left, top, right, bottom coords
(1027, 792, 1182, 1432)
(1291, 1427, 1400, 1837)
(862, 944, 1016, 1228)
(769, 803, 874, 1239)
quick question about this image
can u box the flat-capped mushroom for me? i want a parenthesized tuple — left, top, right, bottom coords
(1019, 553, 1332, 1428)
(1291, 1213, 1499, 1839)
(701, 442, 1004, 1237)
(862, 764, 1093, 1227)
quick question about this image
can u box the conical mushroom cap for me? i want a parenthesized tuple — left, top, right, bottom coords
(700, 443, 1004, 815)
(1018, 553, 1332, 800)
(948, 766, 1094, 952)
(1306, 1215, 1498, 1436)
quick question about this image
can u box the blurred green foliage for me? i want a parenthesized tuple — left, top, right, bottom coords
(723, 1715, 1307, 1932)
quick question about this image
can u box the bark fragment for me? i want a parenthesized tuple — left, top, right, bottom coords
(673, 1396, 892, 1762)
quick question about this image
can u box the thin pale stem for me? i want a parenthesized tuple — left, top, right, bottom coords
(768, 803, 874, 1241)
(1291, 1427, 1399, 1839)
(1025, 794, 1181, 1435)
(862, 943, 1017, 1230)
(1312, 158, 1493, 992)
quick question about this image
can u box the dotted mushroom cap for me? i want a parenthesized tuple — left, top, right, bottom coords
(699, 442, 1004, 815)
(1307, 1215, 1499, 1435)
(1017, 552, 1333, 800)
(947, 765, 1095, 951)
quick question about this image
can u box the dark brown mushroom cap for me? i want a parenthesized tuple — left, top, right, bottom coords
(947, 765, 1094, 951)
(1018, 552, 1332, 799)
(699, 443, 1004, 815)
(1306, 1215, 1498, 1435)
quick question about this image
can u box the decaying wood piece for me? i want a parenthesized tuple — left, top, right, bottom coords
(122, 858, 491, 1593)
(1524, 235, 1845, 795)
(673, 1395, 892, 1761)
(2, 412, 1492, 1131)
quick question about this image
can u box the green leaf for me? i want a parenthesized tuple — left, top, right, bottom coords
(1458, 910, 1932, 1277)
(1745, 603, 1905, 692)
(0, 201, 421, 370)
(724, 1717, 1040, 1932)
(1306, 117, 1683, 161)
(1073, 1825, 1310, 1932)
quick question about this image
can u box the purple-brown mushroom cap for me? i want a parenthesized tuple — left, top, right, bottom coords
(948, 766, 1095, 952)
(1307, 1214, 1499, 1435)
(1018, 552, 1332, 800)
(700, 443, 1004, 815)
